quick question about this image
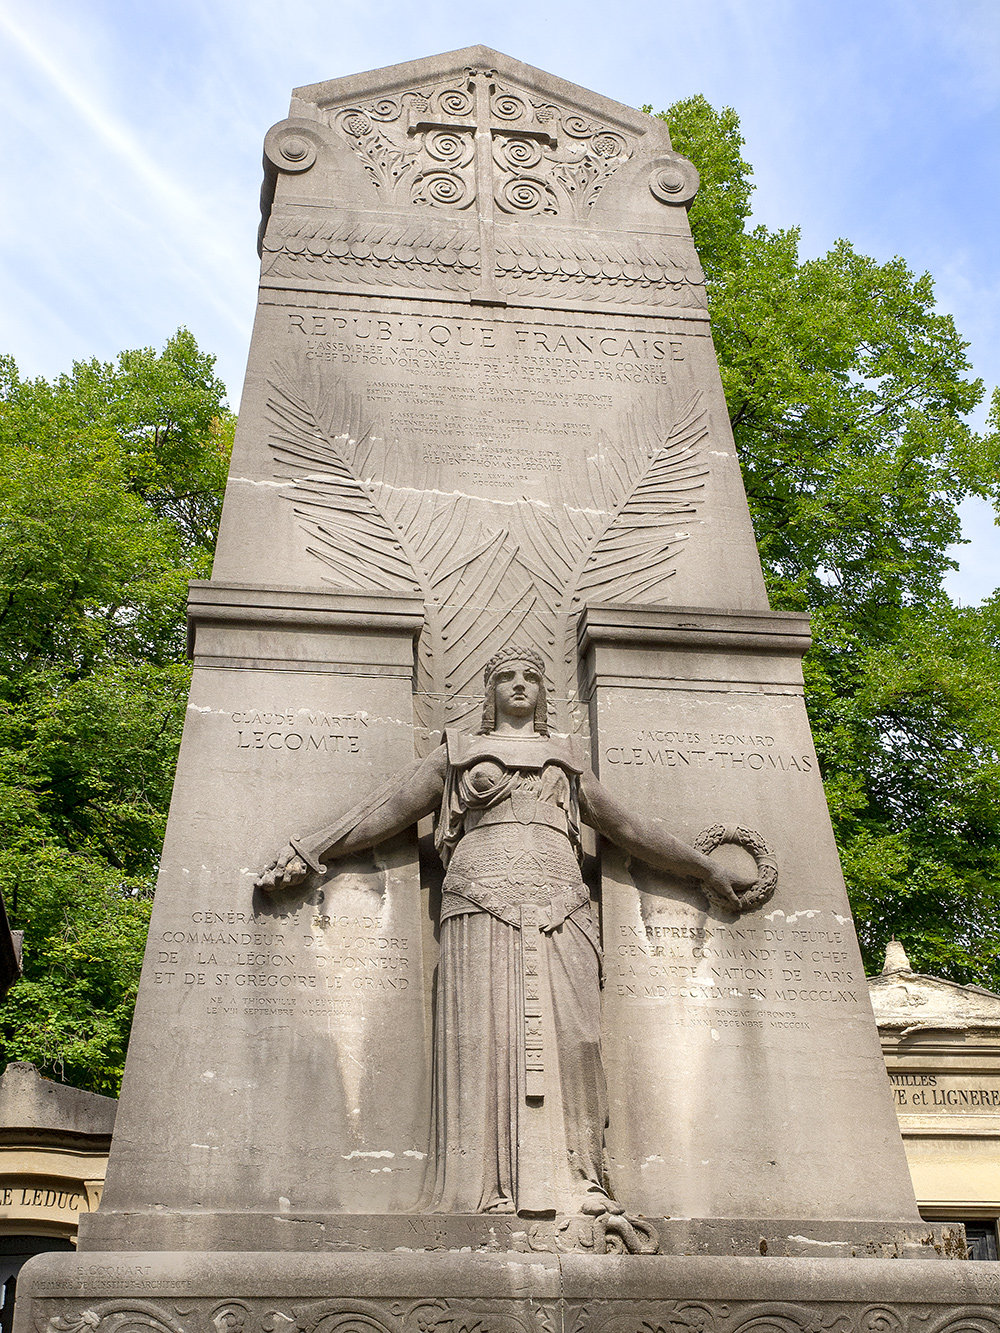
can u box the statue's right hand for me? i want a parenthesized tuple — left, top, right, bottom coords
(255, 844, 311, 893)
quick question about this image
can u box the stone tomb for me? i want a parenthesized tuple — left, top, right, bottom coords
(15, 44, 1000, 1333)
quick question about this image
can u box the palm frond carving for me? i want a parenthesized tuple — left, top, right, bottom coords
(512, 395, 709, 726)
(268, 373, 708, 741)
(266, 370, 533, 744)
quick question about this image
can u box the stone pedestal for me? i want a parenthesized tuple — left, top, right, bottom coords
(14, 1251, 1000, 1333)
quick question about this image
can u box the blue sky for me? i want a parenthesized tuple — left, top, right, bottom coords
(1, 0, 997, 601)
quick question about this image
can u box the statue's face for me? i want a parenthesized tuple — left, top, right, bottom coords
(493, 662, 542, 722)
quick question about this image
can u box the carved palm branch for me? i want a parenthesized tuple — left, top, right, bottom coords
(266, 370, 533, 745)
(512, 394, 709, 729)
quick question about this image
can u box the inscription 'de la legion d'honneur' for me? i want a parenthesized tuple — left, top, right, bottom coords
(154, 906, 410, 1013)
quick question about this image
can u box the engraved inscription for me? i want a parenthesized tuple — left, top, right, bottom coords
(890, 1072, 1000, 1112)
(604, 746, 813, 772)
(154, 903, 413, 1014)
(229, 709, 368, 754)
(611, 916, 864, 1030)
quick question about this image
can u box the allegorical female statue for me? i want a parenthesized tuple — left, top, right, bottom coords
(257, 645, 754, 1219)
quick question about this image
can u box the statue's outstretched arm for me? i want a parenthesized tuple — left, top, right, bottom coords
(256, 746, 448, 893)
(579, 770, 749, 913)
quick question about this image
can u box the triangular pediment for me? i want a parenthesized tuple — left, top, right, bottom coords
(869, 966, 1000, 1030)
(292, 47, 662, 141)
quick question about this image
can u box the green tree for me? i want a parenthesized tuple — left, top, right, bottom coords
(0, 330, 233, 1093)
(660, 96, 1000, 984)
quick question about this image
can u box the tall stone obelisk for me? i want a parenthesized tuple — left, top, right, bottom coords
(15, 45, 1000, 1333)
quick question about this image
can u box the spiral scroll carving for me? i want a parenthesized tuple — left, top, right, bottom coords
(498, 136, 543, 169)
(424, 129, 473, 166)
(30, 1292, 1000, 1333)
(497, 175, 557, 215)
(436, 87, 474, 117)
(491, 91, 529, 121)
(412, 171, 473, 209)
(324, 71, 639, 217)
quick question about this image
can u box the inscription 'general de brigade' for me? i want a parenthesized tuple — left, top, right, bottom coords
(152, 909, 412, 1005)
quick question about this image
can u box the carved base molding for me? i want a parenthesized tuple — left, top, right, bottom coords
(14, 1251, 1000, 1333)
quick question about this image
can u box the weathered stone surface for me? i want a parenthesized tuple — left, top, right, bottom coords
(85, 47, 921, 1255)
(0, 1064, 116, 1144)
(870, 943, 1000, 1034)
(215, 46, 766, 750)
(13, 1250, 1000, 1333)
(76, 1210, 963, 1260)
(580, 605, 918, 1221)
(96, 586, 433, 1218)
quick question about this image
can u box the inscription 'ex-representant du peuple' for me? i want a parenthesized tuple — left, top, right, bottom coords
(258, 645, 775, 1224)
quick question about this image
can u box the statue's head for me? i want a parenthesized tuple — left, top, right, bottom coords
(479, 644, 549, 735)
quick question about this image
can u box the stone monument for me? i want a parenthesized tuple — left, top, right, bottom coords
(14, 45, 1000, 1333)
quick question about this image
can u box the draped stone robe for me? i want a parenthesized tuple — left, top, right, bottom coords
(429, 730, 607, 1215)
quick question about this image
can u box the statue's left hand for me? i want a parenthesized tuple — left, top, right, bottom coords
(701, 864, 756, 914)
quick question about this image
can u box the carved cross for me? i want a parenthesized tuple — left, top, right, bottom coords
(408, 68, 558, 304)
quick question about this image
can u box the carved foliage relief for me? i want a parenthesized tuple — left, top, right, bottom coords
(325, 68, 636, 219)
(266, 373, 707, 742)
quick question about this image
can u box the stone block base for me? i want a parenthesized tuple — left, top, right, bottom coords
(13, 1250, 1000, 1333)
(77, 1212, 964, 1261)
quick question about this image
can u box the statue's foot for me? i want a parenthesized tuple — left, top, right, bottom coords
(579, 1191, 624, 1216)
(483, 1199, 516, 1213)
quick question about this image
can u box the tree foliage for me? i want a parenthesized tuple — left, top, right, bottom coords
(662, 96, 1000, 984)
(0, 331, 233, 1093)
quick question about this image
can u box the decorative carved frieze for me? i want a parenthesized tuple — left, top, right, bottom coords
(261, 217, 705, 310)
(324, 68, 637, 221)
(35, 1295, 1000, 1333)
(261, 218, 481, 292)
